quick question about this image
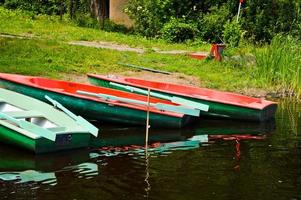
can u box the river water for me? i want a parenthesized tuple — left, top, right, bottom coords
(0, 99, 300, 200)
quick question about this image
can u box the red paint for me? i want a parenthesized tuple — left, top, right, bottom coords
(188, 53, 207, 60)
(88, 74, 277, 110)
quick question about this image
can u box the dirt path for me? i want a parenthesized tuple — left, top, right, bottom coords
(0, 33, 208, 56)
(68, 40, 208, 56)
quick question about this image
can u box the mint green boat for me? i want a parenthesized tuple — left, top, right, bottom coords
(0, 88, 98, 153)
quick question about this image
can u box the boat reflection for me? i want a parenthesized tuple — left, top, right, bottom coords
(0, 147, 99, 187)
(0, 119, 275, 188)
(90, 119, 275, 156)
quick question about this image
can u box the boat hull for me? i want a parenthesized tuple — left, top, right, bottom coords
(88, 76, 277, 121)
(0, 124, 91, 154)
(0, 79, 191, 128)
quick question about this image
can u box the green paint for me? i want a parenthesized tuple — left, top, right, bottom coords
(0, 125, 36, 151)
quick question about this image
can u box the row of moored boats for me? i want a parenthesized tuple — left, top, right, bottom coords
(0, 73, 277, 153)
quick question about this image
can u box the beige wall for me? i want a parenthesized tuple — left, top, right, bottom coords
(110, 0, 134, 27)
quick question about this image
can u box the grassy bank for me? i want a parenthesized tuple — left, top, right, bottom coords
(0, 7, 300, 99)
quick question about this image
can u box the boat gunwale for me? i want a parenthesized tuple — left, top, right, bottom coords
(87, 74, 277, 110)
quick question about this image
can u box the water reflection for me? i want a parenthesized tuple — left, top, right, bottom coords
(278, 99, 300, 135)
(0, 170, 56, 185)
(0, 118, 278, 199)
(0, 148, 99, 191)
(90, 119, 275, 158)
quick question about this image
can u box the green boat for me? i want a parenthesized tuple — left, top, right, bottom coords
(0, 73, 199, 128)
(0, 88, 98, 154)
(87, 74, 278, 121)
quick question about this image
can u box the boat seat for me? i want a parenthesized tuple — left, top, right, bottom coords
(2, 110, 44, 119)
(47, 127, 67, 132)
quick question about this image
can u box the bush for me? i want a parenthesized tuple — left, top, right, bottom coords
(3, 0, 61, 15)
(160, 18, 198, 43)
(241, 0, 301, 42)
(125, 0, 166, 37)
(223, 20, 242, 47)
(198, 5, 231, 43)
(75, 15, 130, 33)
(75, 13, 99, 29)
(125, 0, 217, 38)
(102, 20, 130, 33)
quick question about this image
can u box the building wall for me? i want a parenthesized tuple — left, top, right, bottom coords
(109, 0, 134, 27)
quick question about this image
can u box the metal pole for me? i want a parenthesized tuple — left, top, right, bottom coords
(145, 88, 151, 152)
(236, 2, 242, 23)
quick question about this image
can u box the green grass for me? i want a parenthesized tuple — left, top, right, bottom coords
(0, 7, 300, 99)
(253, 35, 301, 98)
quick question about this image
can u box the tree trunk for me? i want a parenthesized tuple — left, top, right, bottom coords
(60, 0, 64, 20)
(69, 0, 77, 19)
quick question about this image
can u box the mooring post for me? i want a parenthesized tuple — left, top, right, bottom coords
(145, 88, 151, 152)
(145, 89, 151, 195)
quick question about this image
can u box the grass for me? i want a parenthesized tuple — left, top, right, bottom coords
(253, 35, 301, 98)
(0, 7, 300, 99)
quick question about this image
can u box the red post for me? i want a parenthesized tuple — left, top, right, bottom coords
(210, 44, 226, 61)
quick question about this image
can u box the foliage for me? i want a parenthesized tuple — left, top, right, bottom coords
(160, 18, 198, 43)
(75, 13, 99, 29)
(222, 19, 242, 47)
(198, 5, 231, 43)
(126, 0, 301, 43)
(125, 0, 166, 37)
(241, 0, 301, 42)
(125, 0, 224, 37)
(3, 0, 61, 15)
(1, 0, 300, 44)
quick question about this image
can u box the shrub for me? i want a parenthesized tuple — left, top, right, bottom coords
(223, 20, 242, 47)
(198, 5, 231, 43)
(242, 0, 301, 42)
(160, 18, 198, 43)
(75, 13, 99, 29)
(125, 0, 216, 38)
(103, 19, 130, 33)
(3, 0, 61, 15)
(125, 0, 166, 37)
(75, 15, 129, 33)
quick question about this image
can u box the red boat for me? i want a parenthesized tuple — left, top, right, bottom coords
(87, 74, 277, 121)
(0, 73, 199, 128)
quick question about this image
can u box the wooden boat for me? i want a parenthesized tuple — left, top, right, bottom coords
(0, 73, 200, 128)
(0, 88, 98, 154)
(87, 74, 277, 121)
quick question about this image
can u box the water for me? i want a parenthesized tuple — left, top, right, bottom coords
(0, 100, 300, 200)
